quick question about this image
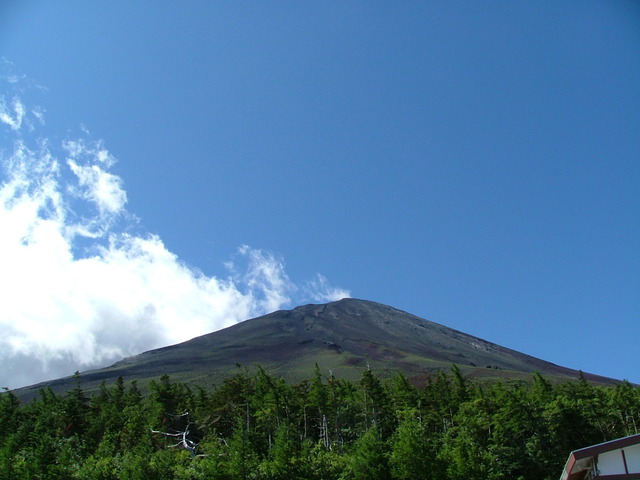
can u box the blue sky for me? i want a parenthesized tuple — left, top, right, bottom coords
(1, 1, 638, 388)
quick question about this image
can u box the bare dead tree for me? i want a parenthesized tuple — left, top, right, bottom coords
(151, 411, 199, 456)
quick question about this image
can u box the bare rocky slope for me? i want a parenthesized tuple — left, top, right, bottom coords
(15, 298, 616, 399)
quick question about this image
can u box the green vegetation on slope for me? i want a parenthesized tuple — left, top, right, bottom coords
(15, 299, 616, 402)
(1, 367, 638, 480)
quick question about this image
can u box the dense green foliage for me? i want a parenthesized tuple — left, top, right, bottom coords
(1, 367, 639, 479)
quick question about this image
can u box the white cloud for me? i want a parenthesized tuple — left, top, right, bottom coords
(66, 144, 127, 216)
(304, 273, 351, 303)
(0, 95, 25, 131)
(0, 88, 349, 390)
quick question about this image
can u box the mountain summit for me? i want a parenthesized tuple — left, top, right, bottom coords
(16, 298, 615, 398)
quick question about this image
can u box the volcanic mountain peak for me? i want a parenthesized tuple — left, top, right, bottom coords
(14, 298, 617, 400)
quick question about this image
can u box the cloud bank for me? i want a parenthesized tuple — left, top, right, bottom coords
(0, 76, 349, 390)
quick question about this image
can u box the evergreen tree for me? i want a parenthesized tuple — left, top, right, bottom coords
(2, 366, 639, 480)
(227, 417, 259, 480)
(263, 422, 301, 479)
(359, 367, 391, 437)
(389, 411, 441, 480)
(345, 425, 389, 480)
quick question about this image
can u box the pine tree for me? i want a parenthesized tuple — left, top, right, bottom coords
(389, 411, 440, 480)
(346, 425, 389, 480)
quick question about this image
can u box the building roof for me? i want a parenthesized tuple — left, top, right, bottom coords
(560, 434, 640, 480)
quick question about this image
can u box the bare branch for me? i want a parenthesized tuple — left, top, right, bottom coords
(151, 411, 200, 456)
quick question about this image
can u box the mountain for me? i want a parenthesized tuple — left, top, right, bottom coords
(14, 298, 616, 399)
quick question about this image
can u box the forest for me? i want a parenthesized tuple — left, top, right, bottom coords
(1, 365, 639, 480)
